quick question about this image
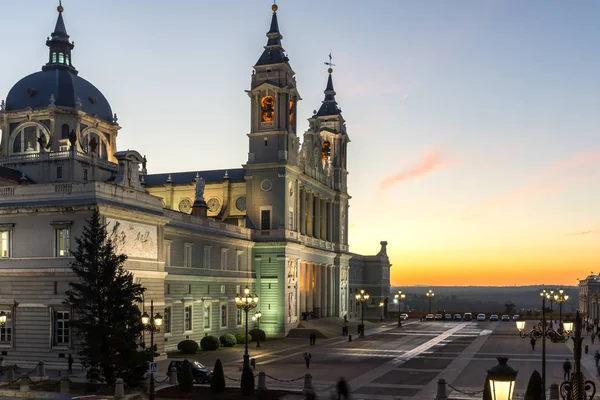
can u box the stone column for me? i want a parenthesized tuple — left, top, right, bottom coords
(307, 263, 313, 311)
(296, 182, 301, 232)
(315, 195, 321, 239)
(321, 199, 326, 240)
(315, 264, 322, 317)
(299, 262, 306, 315)
(307, 191, 314, 237)
(329, 265, 335, 317)
(322, 265, 329, 317)
(300, 188, 307, 236)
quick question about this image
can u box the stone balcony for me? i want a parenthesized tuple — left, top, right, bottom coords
(0, 150, 118, 171)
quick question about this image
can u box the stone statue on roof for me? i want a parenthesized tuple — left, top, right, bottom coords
(194, 176, 205, 204)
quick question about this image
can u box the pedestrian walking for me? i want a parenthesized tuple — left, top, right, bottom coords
(337, 377, 349, 400)
(68, 354, 73, 374)
(304, 352, 312, 369)
(530, 337, 536, 351)
(563, 359, 572, 380)
(594, 350, 600, 368)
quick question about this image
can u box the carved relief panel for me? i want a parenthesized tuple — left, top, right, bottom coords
(286, 258, 299, 323)
(106, 218, 158, 259)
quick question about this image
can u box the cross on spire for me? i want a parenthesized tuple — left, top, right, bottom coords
(324, 52, 336, 73)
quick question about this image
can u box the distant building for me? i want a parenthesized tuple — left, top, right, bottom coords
(0, 3, 390, 366)
(578, 273, 600, 323)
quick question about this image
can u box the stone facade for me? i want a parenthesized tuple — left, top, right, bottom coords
(579, 274, 600, 324)
(0, 4, 391, 366)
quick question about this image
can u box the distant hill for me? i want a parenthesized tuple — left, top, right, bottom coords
(390, 286, 579, 314)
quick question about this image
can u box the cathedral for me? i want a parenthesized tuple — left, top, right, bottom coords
(0, 3, 390, 365)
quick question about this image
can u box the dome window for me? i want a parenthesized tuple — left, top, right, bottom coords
(65, 55, 70, 66)
(58, 53, 64, 64)
(52, 52, 57, 63)
(11, 125, 49, 154)
(61, 124, 70, 139)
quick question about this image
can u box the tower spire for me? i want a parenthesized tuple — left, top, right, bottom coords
(255, 2, 289, 67)
(316, 53, 341, 116)
(43, 1, 77, 73)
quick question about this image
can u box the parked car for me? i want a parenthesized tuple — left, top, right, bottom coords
(167, 360, 212, 384)
(400, 313, 409, 321)
(444, 314, 452, 321)
(435, 314, 443, 320)
(453, 314, 462, 321)
(463, 313, 473, 321)
(477, 313, 486, 321)
(490, 314, 499, 321)
(512, 314, 520, 320)
(501, 315, 510, 321)
(425, 314, 435, 321)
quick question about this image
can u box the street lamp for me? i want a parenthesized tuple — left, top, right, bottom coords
(487, 357, 518, 400)
(562, 321, 573, 335)
(235, 286, 259, 367)
(395, 291, 406, 327)
(355, 289, 369, 338)
(0, 311, 7, 327)
(553, 289, 569, 328)
(255, 311, 262, 348)
(141, 299, 163, 400)
(546, 290, 554, 325)
(426, 290, 435, 314)
(559, 312, 596, 400)
(379, 302, 384, 322)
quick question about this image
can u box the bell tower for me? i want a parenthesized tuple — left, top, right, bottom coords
(247, 3, 301, 166)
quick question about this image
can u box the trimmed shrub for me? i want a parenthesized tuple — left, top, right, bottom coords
(525, 370, 543, 400)
(219, 333, 237, 347)
(200, 335, 221, 351)
(241, 364, 255, 396)
(178, 359, 193, 393)
(177, 340, 199, 355)
(210, 358, 226, 393)
(236, 332, 252, 344)
(249, 329, 266, 342)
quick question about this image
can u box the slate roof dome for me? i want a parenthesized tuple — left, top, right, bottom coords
(4, 4, 114, 124)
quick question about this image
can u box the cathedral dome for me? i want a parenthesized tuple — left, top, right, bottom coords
(4, 5, 114, 124)
(5, 69, 113, 123)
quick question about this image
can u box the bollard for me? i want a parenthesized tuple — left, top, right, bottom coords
(37, 361, 45, 377)
(6, 365, 14, 382)
(550, 383, 559, 400)
(348, 334, 352, 342)
(258, 371, 267, 390)
(114, 378, 125, 400)
(19, 376, 30, 392)
(303, 373, 313, 390)
(60, 376, 70, 394)
(435, 378, 447, 400)
(169, 366, 178, 385)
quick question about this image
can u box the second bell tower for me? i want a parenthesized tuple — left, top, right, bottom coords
(247, 3, 301, 166)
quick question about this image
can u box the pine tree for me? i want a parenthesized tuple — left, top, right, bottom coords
(66, 209, 149, 386)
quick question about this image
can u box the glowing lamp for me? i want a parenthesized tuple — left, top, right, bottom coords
(516, 320, 525, 332)
(487, 357, 518, 400)
(0, 311, 6, 326)
(141, 311, 150, 325)
(154, 313, 163, 327)
(563, 321, 573, 334)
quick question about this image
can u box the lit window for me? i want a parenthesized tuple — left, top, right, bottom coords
(52, 52, 57, 63)
(221, 304, 227, 328)
(184, 306, 192, 331)
(184, 243, 192, 267)
(1, 231, 10, 258)
(164, 307, 171, 334)
(58, 53, 64, 64)
(0, 310, 12, 343)
(66, 55, 70, 66)
(53, 310, 70, 345)
(55, 228, 70, 257)
(204, 304, 211, 329)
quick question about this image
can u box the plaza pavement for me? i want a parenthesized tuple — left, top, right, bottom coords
(171, 318, 600, 399)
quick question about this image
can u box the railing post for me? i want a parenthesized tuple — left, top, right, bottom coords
(435, 378, 447, 400)
(169, 366, 178, 385)
(114, 378, 125, 400)
(37, 361, 45, 377)
(258, 371, 267, 390)
(550, 383, 559, 399)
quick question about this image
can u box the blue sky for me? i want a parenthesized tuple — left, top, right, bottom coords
(1, 1, 599, 285)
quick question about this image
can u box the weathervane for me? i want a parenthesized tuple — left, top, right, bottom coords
(324, 52, 336, 73)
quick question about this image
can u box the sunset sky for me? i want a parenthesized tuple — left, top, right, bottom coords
(1, 1, 598, 286)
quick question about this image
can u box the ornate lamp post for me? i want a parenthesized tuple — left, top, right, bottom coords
(487, 357, 518, 400)
(554, 289, 569, 329)
(235, 286, 259, 367)
(559, 311, 596, 400)
(255, 311, 262, 348)
(540, 289, 549, 400)
(395, 291, 406, 327)
(379, 302, 384, 322)
(355, 289, 369, 338)
(141, 300, 163, 400)
(547, 290, 555, 325)
(426, 290, 435, 314)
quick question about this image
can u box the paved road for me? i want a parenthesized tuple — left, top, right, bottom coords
(176, 320, 599, 399)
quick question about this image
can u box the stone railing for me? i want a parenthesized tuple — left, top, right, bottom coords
(0, 150, 118, 171)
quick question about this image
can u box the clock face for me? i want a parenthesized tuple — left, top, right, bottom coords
(235, 196, 246, 212)
(207, 197, 221, 213)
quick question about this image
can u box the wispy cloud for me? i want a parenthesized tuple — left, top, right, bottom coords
(462, 150, 600, 220)
(568, 229, 600, 236)
(379, 148, 452, 189)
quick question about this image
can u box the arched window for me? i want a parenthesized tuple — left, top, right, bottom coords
(101, 141, 108, 160)
(52, 52, 57, 63)
(58, 53, 64, 64)
(65, 55, 70, 66)
(261, 96, 275, 122)
(61, 124, 70, 139)
(11, 125, 49, 154)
